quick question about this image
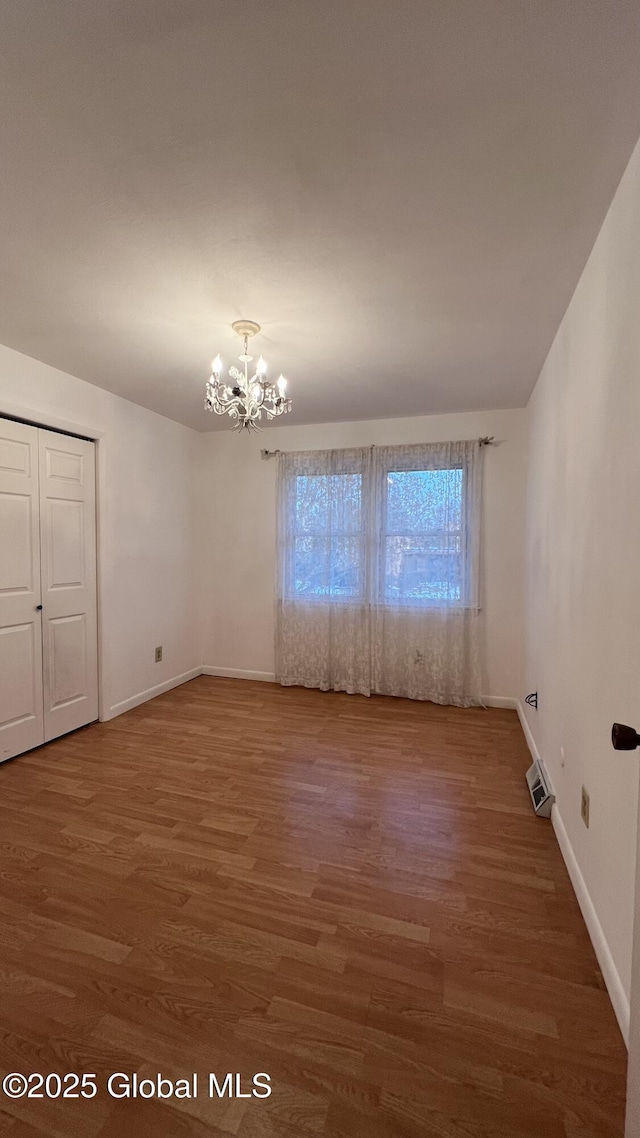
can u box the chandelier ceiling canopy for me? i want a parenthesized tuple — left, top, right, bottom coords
(204, 320, 292, 431)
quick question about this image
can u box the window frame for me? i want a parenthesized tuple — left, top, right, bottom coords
(278, 443, 480, 612)
(376, 461, 468, 608)
(289, 471, 366, 603)
(280, 452, 370, 605)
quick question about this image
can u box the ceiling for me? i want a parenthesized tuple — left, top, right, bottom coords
(0, 1, 639, 431)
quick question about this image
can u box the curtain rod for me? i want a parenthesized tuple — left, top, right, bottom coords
(260, 436, 495, 459)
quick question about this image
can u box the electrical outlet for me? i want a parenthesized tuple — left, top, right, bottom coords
(155, 646, 162, 663)
(581, 785, 590, 828)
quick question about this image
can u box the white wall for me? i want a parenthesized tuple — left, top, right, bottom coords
(195, 408, 527, 702)
(522, 139, 640, 1039)
(0, 346, 526, 715)
(0, 344, 199, 718)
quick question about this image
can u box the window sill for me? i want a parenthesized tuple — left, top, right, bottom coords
(282, 597, 481, 612)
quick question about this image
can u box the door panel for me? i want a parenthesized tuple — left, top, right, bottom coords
(44, 446, 84, 483)
(0, 419, 44, 761)
(47, 498, 85, 588)
(39, 429, 98, 741)
(1, 492, 36, 590)
(48, 614, 87, 708)
(0, 624, 40, 730)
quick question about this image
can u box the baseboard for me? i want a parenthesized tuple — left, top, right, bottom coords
(104, 667, 203, 720)
(516, 701, 630, 1046)
(201, 666, 277, 683)
(516, 699, 542, 765)
(482, 695, 518, 709)
(551, 805, 630, 1045)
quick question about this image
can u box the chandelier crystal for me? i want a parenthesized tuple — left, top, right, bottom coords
(204, 319, 292, 431)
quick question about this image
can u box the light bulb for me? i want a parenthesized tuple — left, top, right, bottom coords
(211, 354, 222, 374)
(277, 374, 287, 393)
(256, 355, 267, 375)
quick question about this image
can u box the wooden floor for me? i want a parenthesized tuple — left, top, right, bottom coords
(0, 677, 627, 1137)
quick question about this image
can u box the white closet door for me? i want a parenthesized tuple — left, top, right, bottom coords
(0, 419, 44, 762)
(39, 428, 98, 741)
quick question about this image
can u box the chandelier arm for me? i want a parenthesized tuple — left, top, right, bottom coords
(211, 387, 245, 414)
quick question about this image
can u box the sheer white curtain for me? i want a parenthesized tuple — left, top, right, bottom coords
(275, 447, 372, 695)
(370, 441, 482, 705)
(275, 440, 483, 707)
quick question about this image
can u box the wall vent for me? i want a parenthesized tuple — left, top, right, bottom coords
(525, 759, 555, 818)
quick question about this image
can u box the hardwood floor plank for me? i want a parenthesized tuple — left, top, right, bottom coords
(0, 677, 627, 1136)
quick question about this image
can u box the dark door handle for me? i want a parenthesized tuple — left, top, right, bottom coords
(35, 604, 43, 611)
(611, 723, 640, 750)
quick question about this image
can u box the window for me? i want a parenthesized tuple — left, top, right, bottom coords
(278, 442, 479, 610)
(382, 467, 464, 604)
(292, 472, 363, 599)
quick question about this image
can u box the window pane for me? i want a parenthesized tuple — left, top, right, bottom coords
(386, 468, 461, 534)
(294, 536, 362, 597)
(384, 469, 463, 603)
(384, 535, 462, 601)
(292, 473, 363, 599)
(295, 474, 362, 534)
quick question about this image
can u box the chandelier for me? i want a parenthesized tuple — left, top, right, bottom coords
(204, 320, 292, 431)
